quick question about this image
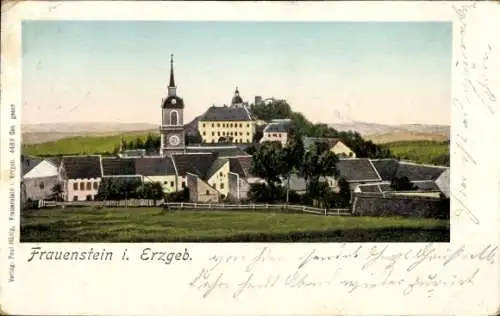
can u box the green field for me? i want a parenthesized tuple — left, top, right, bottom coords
(384, 140, 449, 165)
(21, 207, 450, 242)
(22, 131, 155, 156)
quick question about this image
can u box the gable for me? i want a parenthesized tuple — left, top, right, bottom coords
(23, 160, 59, 179)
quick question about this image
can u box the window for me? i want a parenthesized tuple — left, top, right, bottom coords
(220, 183, 224, 189)
(247, 124, 250, 127)
(211, 140, 215, 143)
(239, 132, 243, 136)
(278, 133, 281, 138)
(219, 172, 223, 177)
(170, 111, 178, 125)
(86, 194, 92, 201)
(217, 131, 221, 136)
(230, 123, 233, 128)
(217, 123, 220, 127)
(163, 181, 167, 184)
(182, 182, 186, 188)
(73, 182, 78, 190)
(239, 123, 242, 128)
(223, 132, 226, 136)
(86, 182, 91, 190)
(170, 181, 175, 187)
(246, 132, 250, 135)
(206, 190, 210, 195)
(212, 132, 215, 136)
(272, 133, 277, 137)
(80, 182, 85, 190)
(93, 182, 98, 189)
(73, 195, 78, 201)
(39, 182, 44, 189)
(202, 123, 206, 127)
(202, 131, 206, 136)
(222, 123, 226, 127)
(212, 123, 214, 127)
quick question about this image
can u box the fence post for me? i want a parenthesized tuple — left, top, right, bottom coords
(324, 208, 327, 216)
(302, 206, 306, 213)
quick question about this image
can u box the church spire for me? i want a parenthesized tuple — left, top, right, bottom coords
(169, 54, 176, 88)
(168, 54, 176, 97)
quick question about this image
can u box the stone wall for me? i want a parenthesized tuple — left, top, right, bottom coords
(352, 193, 449, 219)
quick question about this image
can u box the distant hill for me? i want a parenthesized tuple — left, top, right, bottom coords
(22, 120, 449, 145)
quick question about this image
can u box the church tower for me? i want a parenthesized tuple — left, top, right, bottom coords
(160, 54, 186, 156)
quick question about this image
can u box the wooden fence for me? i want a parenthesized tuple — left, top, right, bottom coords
(38, 200, 351, 216)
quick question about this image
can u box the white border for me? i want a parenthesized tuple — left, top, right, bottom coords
(1, 1, 500, 315)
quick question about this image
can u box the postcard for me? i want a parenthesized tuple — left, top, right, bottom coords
(1, 1, 499, 315)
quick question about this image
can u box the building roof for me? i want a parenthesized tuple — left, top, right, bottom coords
(62, 155, 102, 179)
(434, 168, 450, 198)
(263, 122, 291, 134)
(369, 159, 400, 181)
(133, 157, 175, 176)
(357, 180, 440, 194)
(102, 158, 136, 176)
(395, 162, 447, 181)
(171, 153, 218, 178)
(199, 105, 255, 121)
(302, 137, 341, 151)
(280, 174, 307, 192)
(162, 95, 184, 109)
(186, 145, 250, 158)
(336, 158, 382, 182)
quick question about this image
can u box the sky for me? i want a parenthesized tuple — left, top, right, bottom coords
(22, 21, 452, 125)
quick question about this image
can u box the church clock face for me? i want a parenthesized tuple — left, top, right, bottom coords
(171, 99, 177, 105)
(169, 135, 180, 146)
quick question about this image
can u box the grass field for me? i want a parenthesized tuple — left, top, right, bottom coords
(22, 131, 157, 156)
(384, 140, 449, 165)
(21, 207, 450, 242)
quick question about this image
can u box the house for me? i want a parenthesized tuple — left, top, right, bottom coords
(260, 119, 293, 146)
(198, 89, 257, 144)
(101, 157, 143, 191)
(133, 157, 177, 194)
(302, 137, 356, 158)
(329, 158, 382, 191)
(369, 158, 447, 182)
(171, 153, 219, 200)
(60, 155, 103, 201)
(22, 156, 62, 201)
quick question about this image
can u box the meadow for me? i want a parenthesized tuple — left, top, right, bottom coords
(21, 207, 450, 242)
(382, 140, 450, 165)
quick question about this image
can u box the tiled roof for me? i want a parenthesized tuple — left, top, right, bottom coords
(206, 158, 229, 179)
(102, 158, 136, 176)
(395, 162, 447, 181)
(280, 174, 307, 192)
(62, 155, 102, 179)
(231, 155, 253, 177)
(302, 137, 341, 151)
(263, 122, 290, 133)
(370, 159, 399, 181)
(171, 153, 218, 178)
(186, 145, 250, 158)
(199, 106, 255, 121)
(412, 180, 441, 191)
(134, 157, 175, 176)
(336, 158, 382, 182)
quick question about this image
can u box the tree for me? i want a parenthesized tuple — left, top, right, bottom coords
(49, 183, 64, 201)
(280, 128, 304, 203)
(390, 176, 417, 191)
(301, 145, 339, 206)
(250, 141, 287, 201)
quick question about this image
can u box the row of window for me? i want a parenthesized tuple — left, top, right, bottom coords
(265, 133, 284, 138)
(203, 138, 250, 144)
(73, 181, 99, 191)
(203, 131, 250, 137)
(202, 123, 250, 128)
(162, 181, 186, 188)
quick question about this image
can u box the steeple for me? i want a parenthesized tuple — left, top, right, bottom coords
(231, 86, 243, 106)
(168, 54, 176, 96)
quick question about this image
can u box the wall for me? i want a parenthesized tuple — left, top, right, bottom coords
(66, 178, 101, 201)
(260, 132, 288, 146)
(198, 120, 256, 144)
(187, 173, 219, 203)
(207, 161, 230, 197)
(24, 176, 59, 201)
(177, 175, 187, 191)
(352, 194, 449, 219)
(227, 172, 250, 200)
(143, 175, 178, 193)
(331, 142, 356, 158)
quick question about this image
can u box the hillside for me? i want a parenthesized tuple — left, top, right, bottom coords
(22, 120, 449, 145)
